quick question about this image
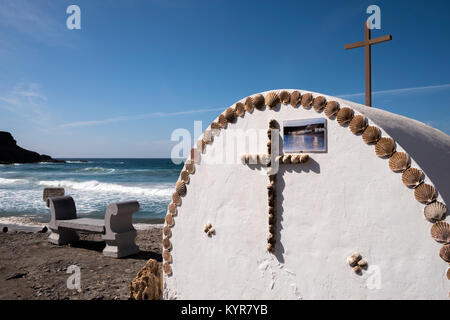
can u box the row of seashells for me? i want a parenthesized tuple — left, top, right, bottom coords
(267, 123, 277, 253)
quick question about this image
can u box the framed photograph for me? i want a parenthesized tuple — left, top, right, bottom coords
(283, 118, 327, 153)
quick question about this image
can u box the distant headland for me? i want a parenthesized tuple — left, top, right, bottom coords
(0, 131, 65, 164)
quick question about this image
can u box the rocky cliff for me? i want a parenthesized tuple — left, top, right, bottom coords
(0, 131, 64, 164)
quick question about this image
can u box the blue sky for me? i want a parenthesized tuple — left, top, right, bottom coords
(0, 0, 449, 158)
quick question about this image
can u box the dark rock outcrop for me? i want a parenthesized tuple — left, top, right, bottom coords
(0, 131, 65, 164)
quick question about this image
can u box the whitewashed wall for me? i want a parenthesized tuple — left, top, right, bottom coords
(164, 91, 449, 299)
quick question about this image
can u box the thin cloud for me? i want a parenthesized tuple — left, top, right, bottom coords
(337, 83, 450, 98)
(57, 107, 225, 129)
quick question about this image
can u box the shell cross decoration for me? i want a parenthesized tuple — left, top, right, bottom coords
(241, 119, 310, 254)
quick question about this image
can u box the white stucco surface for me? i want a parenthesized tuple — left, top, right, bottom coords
(163, 90, 449, 300)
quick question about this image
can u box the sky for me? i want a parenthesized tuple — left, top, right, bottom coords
(0, 0, 449, 158)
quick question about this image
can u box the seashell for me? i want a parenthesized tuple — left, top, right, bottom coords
(165, 213, 174, 227)
(265, 92, 279, 109)
(269, 224, 276, 234)
(163, 262, 172, 276)
(172, 192, 181, 206)
(352, 266, 362, 274)
(269, 174, 276, 183)
(279, 91, 290, 104)
(375, 137, 396, 158)
(197, 139, 206, 153)
(347, 257, 358, 267)
(211, 121, 221, 130)
(224, 107, 237, 123)
(439, 244, 450, 262)
(244, 97, 254, 113)
(291, 154, 300, 164)
(175, 180, 187, 196)
(162, 250, 172, 263)
(190, 148, 201, 164)
(301, 93, 313, 108)
(336, 107, 354, 126)
(268, 214, 276, 224)
(218, 114, 227, 128)
(259, 154, 270, 166)
(253, 94, 265, 110)
(430, 221, 450, 244)
(290, 91, 301, 107)
(349, 115, 367, 134)
(203, 130, 214, 144)
(235, 102, 245, 117)
(388, 152, 410, 172)
(401, 168, 423, 187)
(249, 154, 259, 165)
(162, 237, 172, 251)
(269, 119, 278, 129)
(207, 228, 215, 237)
(185, 161, 195, 174)
(282, 155, 291, 164)
(168, 203, 177, 214)
(424, 201, 447, 223)
(447, 267, 450, 280)
(268, 206, 275, 215)
(362, 126, 381, 144)
(163, 225, 172, 237)
(300, 154, 309, 163)
(414, 183, 436, 204)
(203, 223, 212, 233)
(357, 259, 368, 269)
(313, 96, 326, 112)
(267, 234, 276, 244)
(180, 170, 190, 184)
(267, 243, 275, 253)
(324, 101, 340, 118)
(241, 154, 248, 164)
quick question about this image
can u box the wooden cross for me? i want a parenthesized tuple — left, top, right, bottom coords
(242, 119, 309, 254)
(345, 22, 392, 107)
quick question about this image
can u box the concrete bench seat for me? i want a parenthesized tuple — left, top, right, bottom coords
(56, 218, 105, 233)
(45, 193, 140, 258)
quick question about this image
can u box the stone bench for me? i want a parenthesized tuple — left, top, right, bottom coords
(46, 195, 140, 258)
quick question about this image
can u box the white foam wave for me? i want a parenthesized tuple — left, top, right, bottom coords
(82, 167, 116, 173)
(0, 177, 27, 184)
(38, 180, 173, 197)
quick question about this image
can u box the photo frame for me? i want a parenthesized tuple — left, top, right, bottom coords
(283, 118, 327, 153)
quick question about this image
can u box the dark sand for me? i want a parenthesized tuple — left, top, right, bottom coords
(0, 227, 162, 300)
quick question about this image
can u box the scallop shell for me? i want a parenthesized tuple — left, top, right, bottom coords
(267, 243, 275, 253)
(300, 154, 309, 163)
(168, 203, 177, 215)
(324, 101, 340, 118)
(267, 234, 276, 244)
(375, 137, 396, 158)
(218, 114, 227, 128)
(253, 94, 265, 110)
(165, 213, 174, 227)
(447, 267, 450, 280)
(414, 183, 436, 204)
(347, 257, 358, 267)
(163, 262, 172, 276)
(235, 102, 245, 117)
(313, 96, 326, 112)
(162, 237, 172, 251)
(185, 161, 195, 174)
(388, 152, 410, 172)
(244, 97, 254, 113)
(203, 130, 214, 144)
(259, 154, 270, 166)
(336, 107, 354, 126)
(352, 266, 362, 274)
(197, 139, 206, 153)
(224, 107, 237, 123)
(301, 93, 313, 108)
(424, 201, 447, 223)
(362, 126, 381, 144)
(269, 119, 278, 129)
(211, 122, 221, 130)
(180, 170, 190, 184)
(162, 250, 172, 263)
(439, 244, 450, 262)
(268, 206, 275, 215)
(249, 154, 259, 165)
(203, 223, 212, 233)
(349, 115, 368, 134)
(279, 91, 290, 104)
(207, 228, 215, 236)
(190, 148, 201, 163)
(269, 224, 276, 234)
(291, 154, 300, 164)
(172, 192, 181, 206)
(357, 259, 368, 269)
(268, 213, 276, 224)
(175, 180, 187, 196)
(402, 168, 423, 187)
(430, 221, 450, 244)
(163, 225, 172, 238)
(290, 91, 301, 107)
(265, 92, 279, 109)
(282, 155, 291, 164)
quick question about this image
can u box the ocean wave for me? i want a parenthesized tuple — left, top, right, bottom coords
(66, 161, 92, 164)
(38, 180, 173, 197)
(81, 167, 116, 173)
(0, 177, 28, 184)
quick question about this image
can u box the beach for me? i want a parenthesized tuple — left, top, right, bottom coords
(0, 223, 162, 300)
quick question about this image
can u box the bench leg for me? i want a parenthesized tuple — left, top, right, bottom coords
(102, 231, 139, 258)
(48, 228, 79, 245)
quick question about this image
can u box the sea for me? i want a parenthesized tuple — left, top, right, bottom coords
(0, 159, 182, 224)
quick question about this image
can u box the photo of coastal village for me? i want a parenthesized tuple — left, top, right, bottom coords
(283, 118, 327, 153)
